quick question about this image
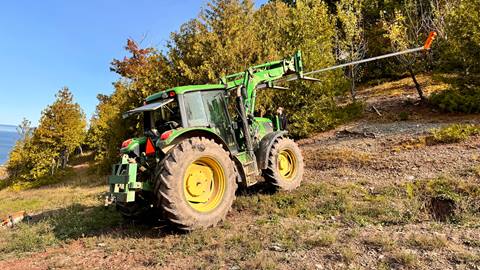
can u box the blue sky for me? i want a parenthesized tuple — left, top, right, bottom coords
(0, 0, 267, 126)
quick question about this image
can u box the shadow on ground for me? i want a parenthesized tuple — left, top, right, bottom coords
(21, 182, 277, 242)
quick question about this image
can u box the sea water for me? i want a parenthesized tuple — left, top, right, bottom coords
(0, 125, 19, 165)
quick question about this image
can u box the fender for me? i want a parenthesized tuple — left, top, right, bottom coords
(255, 131, 288, 170)
(158, 127, 231, 154)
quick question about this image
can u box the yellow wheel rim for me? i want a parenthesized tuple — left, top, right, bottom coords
(278, 149, 297, 181)
(183, 156, 225, 213)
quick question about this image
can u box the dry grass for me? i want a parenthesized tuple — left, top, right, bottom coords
(390, 137, 427, 152)
(304, 230, 337, 248)
(388, 249, 418, 268)
(0, 185, 104, 218)
(358, 74, 451, 98)
(0, 165, 478, 268)
(405, 233, 448, 251)
(303, 147, 371, 170)
(363, 233, 396, 251)
(0, 166, 7, 181)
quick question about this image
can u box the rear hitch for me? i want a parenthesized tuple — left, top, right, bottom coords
(108, 155, 139, 203)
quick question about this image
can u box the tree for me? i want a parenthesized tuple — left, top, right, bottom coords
(8, 88, 87, 183)
(267, 0, 344, 137)
(381, 0, 434, 101)
(16, 118, 33, 141)
(35, 87, 86, 168)
(89, 0, 348, 171)
(7, 119, 34, 180)
(443, 0, 480, 76)
(87, 88, 132, 171)
(111, 39, 173, 106)
(336, 0, 367, 101)
(168, 0, 260, 84)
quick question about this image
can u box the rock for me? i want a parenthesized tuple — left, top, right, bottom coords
(315, 264, 324, 270)
(406, 175, 415, 181)
(269, 244, 283, 252)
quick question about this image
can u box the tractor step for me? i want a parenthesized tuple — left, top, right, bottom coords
(243, 160, 258, 186)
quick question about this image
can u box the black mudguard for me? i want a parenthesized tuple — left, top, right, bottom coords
(255, 131, 288, 170)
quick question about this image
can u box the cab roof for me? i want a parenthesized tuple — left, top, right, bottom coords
(146, 84, 226, 103)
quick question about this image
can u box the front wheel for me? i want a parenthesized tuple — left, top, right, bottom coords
(154, 137, 237, 230)
(263, 137, 304, 191)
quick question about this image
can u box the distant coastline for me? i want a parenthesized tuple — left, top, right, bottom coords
(0, 124, 19, 165)
(0, 124, 17, 133)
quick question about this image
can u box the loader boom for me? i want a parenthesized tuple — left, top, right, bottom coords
(304, 31, 438, 77)
(220, 51, 304, 115)
(222, 31, 437, 115)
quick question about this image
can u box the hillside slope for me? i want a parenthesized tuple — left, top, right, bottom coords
(0, 76, 479, 270)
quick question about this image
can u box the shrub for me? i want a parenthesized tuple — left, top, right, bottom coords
(429, 86, 480, 113)
(429, 124, 480, 144)
(398, 111, 409, 121)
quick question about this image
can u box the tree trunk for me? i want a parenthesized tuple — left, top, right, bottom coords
(61, 149, 68, 169)
(350, 65, 356, 102)
(407, 66, 425, 101)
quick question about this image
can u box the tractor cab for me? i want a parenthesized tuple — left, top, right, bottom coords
(121, 85, 240, 157)
(123, 97, 181, 139)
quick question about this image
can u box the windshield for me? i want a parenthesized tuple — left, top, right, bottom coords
(123, 98, 181, 136)
(151, 99, 180, 130)
(139, 99, 181, 137)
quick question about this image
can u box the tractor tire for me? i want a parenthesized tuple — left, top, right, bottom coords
(154, 137, 237, 230)
(263, 137, 304, 191)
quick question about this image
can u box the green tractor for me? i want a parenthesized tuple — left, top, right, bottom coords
(106, 31, 438, 230)
(107, 51, 309, 230)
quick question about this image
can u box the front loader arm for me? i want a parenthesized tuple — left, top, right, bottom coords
(219, 31, 437, 116)
(221, 51, 304, 115)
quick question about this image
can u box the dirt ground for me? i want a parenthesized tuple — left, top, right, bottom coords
(0, 76, 479, 270)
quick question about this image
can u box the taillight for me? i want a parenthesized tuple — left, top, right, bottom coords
(121, 139, 132, 148)
(168, 91, 176, 97)
(145, 137, 155, 156)
(160, 130, 173, 141)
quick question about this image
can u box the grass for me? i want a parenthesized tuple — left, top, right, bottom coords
(338, 246, 357, 264)
(304, 230, 337, 248)
(359, 74, 450, 98)
(0, 169, 478, 268)
(450, 250, 480, 264)
(363, 233, 396, 251)
(388, 250, 418, 268)
(0, 221, 57, 253)
(405, 233, 448, 251)
(391, 137, 427, 152)
(428, 124, 480, 144)
(0, 185, 105, 217)
(303, 148, 371, 170)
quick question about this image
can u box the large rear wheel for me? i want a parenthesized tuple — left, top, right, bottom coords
(263, 137, 304, 191)
(154, 137, 237, 230)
